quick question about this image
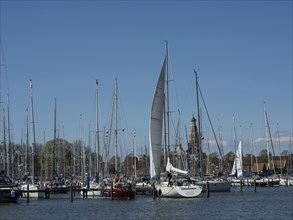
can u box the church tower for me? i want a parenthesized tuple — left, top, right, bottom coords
(188, 115, 200, 174)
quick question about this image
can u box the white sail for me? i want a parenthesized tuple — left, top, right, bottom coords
(231, 141, 243, 178)
(149, 54, 167, 180)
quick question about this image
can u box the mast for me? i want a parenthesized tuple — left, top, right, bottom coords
(25, 108, 29, 176)
(250, 123, 258, 173)
(88, 124, 91, 177)
(165, 40, 170, 162)
(276, 123, 282, 176)
(80, 114, 86, 178)
(194, 70, 204, 179)
(264, 103, 276, 174)
(7, 94, 12, 179)
(114, 78, 118, 173)
(3, 109, 7, 175)
(30, 79, 36, 184)
(53, 98, 57, 179)
(232, 115, 238, 176)
(195, 71, 227, 177)
(206, 128, 210, 175)
(264, 103, 270, 171)
(132, 129, 137, 179)
(95, 80, 100, 181)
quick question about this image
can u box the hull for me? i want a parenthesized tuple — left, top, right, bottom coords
(20, 184, 45, 198)
(103, 187, 135, 199)
(156, 183, 202, 198)
(252, 178, 280, 187)
(80, 188, 102, 197)
(196, 180, 231, 192)
(230, 179, 243, 187)
(0, 187, 19, 203)
(80, 181, 102, 196)
(49, 186, 69, 194)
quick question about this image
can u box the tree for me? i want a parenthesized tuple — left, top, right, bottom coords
(259, 149, 271, 163)
(41, 138, 72, 180)
(224, 151, 235, 172)
(108, 155, 120, 174)
(281, 150, 289, 156)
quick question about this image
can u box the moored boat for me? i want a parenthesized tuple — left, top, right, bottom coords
(20, 182, 45, 198)
(80, 180, 102, 197)
(149, 42, 202, 198)
(0, 173, 20, 203)
(103, 177, 135, 199)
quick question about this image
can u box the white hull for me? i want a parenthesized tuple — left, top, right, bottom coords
(20, 184, 44, 198)
(230, 179, 243, 187)
(80, 188, 102, 196)
(279, 178, 292, 186)
(156, 182, 202, 198)
(253, 177, 280, 187)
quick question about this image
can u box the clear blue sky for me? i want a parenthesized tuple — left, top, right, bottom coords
(0, 1, 292, 158)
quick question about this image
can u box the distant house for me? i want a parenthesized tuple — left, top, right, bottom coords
(252, 163, 268, 174)
(272, 157, 287, 174)
(251, 158, 287, 175)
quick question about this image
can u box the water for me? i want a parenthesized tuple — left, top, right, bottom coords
(1, 187, 292, 220)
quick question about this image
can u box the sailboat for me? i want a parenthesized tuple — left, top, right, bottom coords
(102, 78, 135, 199)
(252, 104, 280, 187)
(150, 41, 202, 198)
(0, 171, 20, 203)
(80, 80, 102, 197)
(20, 80, 44, 198)
(191, 70, 231, 192)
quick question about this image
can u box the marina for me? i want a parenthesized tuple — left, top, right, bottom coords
(0, 1, 292, 219)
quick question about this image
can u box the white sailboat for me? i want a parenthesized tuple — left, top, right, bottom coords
(20, 80, 44, 198)
(80, 80, 102, 197)
(149, 41, 202, 198)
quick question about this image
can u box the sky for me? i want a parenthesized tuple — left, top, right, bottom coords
(0, 0, 292, 158)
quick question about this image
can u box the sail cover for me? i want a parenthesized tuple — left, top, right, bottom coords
(149, 55, 167, 180)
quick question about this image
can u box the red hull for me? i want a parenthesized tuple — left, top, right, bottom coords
(103, 187, 135, 199)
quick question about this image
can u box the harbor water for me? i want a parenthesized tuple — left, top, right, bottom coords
(1, 187, 292, 220)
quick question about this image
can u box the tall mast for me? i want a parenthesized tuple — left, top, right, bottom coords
(277, 123, 282, 176)
(165, 40, 170, 165)
(80, 113, 85, 178)
(3, 109, 7, 175)
(25, 108, 29, 176)
(7, 94, 12, 178)
(114, 78, 118, 173)
(30, 79, 36, 184)
(132, 129, 137, 179)
(194, 70, 203, 179)
(95, 80, 100, 181)
(53, 98, 57, 179)
(233, 115, 238, 175)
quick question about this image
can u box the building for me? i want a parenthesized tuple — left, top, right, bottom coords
(187, 115, 201, 175)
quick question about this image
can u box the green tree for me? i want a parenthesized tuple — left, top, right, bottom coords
(41, 138, 72, 181)
(224, 151, 235, 172)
